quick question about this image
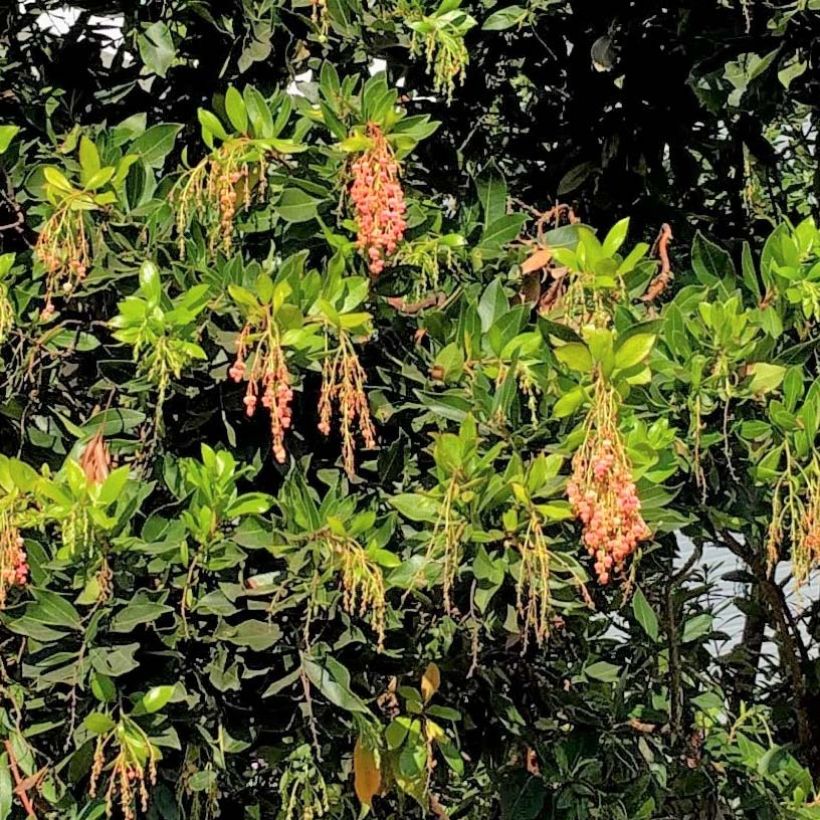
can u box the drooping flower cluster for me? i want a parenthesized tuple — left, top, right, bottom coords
(80, 431, 112, 484)
(278, 744, 330, 820)
(309, 0, 329, 39)
(349, 124, 407, 277)
(412, 477, 465, 613)
(318, 332, 376, 477)
(34, 202, 91, 305)
(567, 378, 651, 584)
(0, 282, 14, 344)
(176, 141, 268, 257)
(514, 512, 551, 650)
(61, 503, 95, 561)
(79, 432, 115, 601)
(406, 9, 473, 102)
(326, 533, 386, 650)
(0, 511, 28, 609)
(795, 490, 820, 586)
(229, 317, 294, 463)
(767, 457, 820, 589)
(90, 728, 158, 820)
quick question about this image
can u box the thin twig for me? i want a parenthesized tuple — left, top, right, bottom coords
(4, 739, 39, 818)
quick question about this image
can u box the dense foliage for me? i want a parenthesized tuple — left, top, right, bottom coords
(1, 1, 820, 818)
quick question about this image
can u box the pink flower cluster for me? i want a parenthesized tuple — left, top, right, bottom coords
(318, 340, 377, 478)
(229, 328, 293, 464)
(1, 531, 28, 607)
(349, 124, 407, 278)
(568, 437, 651, 585)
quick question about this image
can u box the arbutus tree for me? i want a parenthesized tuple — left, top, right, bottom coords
(0, 1, 820, 819)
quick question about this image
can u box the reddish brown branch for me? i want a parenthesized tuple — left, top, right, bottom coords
(3, 739, 39, 818)
(642, 223, 673, 303)
(385, 292, 445, 315)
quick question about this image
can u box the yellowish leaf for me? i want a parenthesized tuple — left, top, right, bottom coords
(424, 719, 444, 742)
(420, 662, 441, 703)
(521, 247, 552, 273)
(353, 737, 381, 806)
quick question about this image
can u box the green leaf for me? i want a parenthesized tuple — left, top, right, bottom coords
(84, 712, 116, 735)
(614, 333, 655, 371)
(84, 167, 115, 190)
(691, 231, 735, 283)
(475, 162, 507, 227)
(226, 492, 273, 517)
(482, 5, 527, 30)
(499, 771, 546, 820)
(110, 599, 173, 633)
(602, 217, 629, 256)
(217, 619, 280, 651)
(43, 166, 74, 194)
(0, 751, 12, 820)
(131, 124, 182, 168)
(631, 587, 659, 641)
(139, 685, 175, 714)
(438, 739, 464, 776)
(558, 161, 596, 195)
(390, 493, 440, 523)
(552, 386, 585, 418)
(778, 59, 807, 89)
(89, 644, 141, 677)
(554, 342, 593, 373)
(78, 136, 101, 182)
(0, 125, 20, 155)
(303, 655, 370, 714)
(276, 189, 320, 223)
(225, 87, 248, 134)
(198, 108, 230, 142)
(479, 213, 527, 249)
(244, 86, 274, 138)
(139, 260, 162, 303)
(28, 589, 82, 630)
(682, 613, 713, 643)
(584, 660, 621, 682)
(97, 466, 130, 505)
(385, 718, 409, 750)
(746, 362, 785, 396)
(138, 21, 176, 78)
(91, 673, 116, 703)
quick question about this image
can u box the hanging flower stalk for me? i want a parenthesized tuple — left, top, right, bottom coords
(767, 454, 820, 588)
(405, 0, 476, 102)
(35, 198, 92, 308)
(567, 376, 651, 584)
(0, 509, 28, 609)
(324, 531, 386, 649)
(175, 140, 268, 258)
(349, 123, 407, 278)
(90, 721, 159, 820)
(318, 331, 376, 477)
(229, 313, 294, 464)
(34, 149, 130, 308)
(794, 474, 820, 585)
(0, 254, 16, 344)
(515, 509, 551, 649)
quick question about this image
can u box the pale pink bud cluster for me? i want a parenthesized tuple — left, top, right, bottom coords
(792, 488, 820, 587)
(318, 337, 377, 477)
(349, 124, 407, 278)
(230, 324, 293, 464)
(35, 205, 91, 301)
(567, 400, 651, 584)
(0, 528, 28, 609)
